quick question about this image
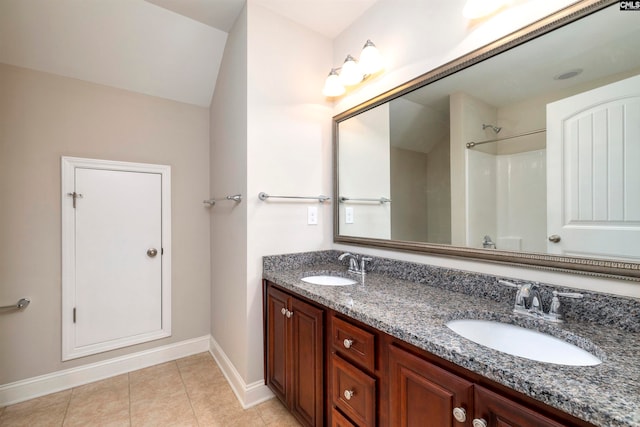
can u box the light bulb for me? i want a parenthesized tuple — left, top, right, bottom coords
(359, 40, 383, 75)
(339, 55, 363, 86)
(322, 69, 345, 97)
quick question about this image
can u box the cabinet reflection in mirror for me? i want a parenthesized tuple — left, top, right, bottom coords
(334, 1, 640, 279)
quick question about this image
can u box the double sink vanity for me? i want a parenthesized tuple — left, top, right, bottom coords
(262, 250, 640, 427)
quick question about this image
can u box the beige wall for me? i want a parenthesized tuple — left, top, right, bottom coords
(0, 63, 211, 384)
(209, 5, 249, 383)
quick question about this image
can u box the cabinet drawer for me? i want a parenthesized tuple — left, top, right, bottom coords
(332, 354, 376, 427)
(332, 315, 376, 371)
(331, 407, 358, 427)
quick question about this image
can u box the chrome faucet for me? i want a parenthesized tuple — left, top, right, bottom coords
(338, 253, 372, 275)
(499, 280, 582, 323)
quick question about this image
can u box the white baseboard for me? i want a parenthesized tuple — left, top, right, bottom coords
(208, 336, 274, 409)
(0, 335, 210, 407)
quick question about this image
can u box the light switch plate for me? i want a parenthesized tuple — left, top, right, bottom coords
(307, 206, 318, 225)
(345, 207, 354, 224)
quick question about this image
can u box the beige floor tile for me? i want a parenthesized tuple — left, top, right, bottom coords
(130, 389, 197, 427)
(1, 354, 303, 427)
(129, 362, 185, 401)
(176, 352, 216, 369)
(0, 390, 71, 427)
(63, 374, 130, 427)
(256, 398, 302, 426)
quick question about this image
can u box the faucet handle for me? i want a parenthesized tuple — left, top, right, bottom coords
(497, 280, 519, 288)
(360, 257, 373, 273)
(547, 291, 583, 322)
(554, 291, 583, 299)
(499, 280, 532, 313)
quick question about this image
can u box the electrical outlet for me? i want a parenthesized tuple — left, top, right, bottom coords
(307, 206, 318, 225)
(345, 207, 354, 224)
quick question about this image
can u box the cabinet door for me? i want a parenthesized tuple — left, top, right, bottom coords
(474, 386, 566, 427)
(290, 296, 325, 427)
(389, 345, 474, 427)
(266, 286, 289, 403)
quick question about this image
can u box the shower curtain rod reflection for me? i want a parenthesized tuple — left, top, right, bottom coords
(466, 128, 546, 149)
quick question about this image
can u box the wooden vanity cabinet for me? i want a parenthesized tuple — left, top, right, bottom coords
(389, 344, 473, 426)
(329, 314, 379, 427)
(264, 281, 596, 427)
(473, 386, 567, 427)
(265, 283, 324, 427)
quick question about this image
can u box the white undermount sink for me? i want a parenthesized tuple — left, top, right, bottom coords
(446, 319, 601, 366)
(301, 275, 357, 286)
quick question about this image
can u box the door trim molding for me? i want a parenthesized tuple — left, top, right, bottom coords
(0, 335, 209, 406)
(61, 156, 172, 360)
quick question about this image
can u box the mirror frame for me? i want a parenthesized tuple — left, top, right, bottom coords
(333, 0, 640, 281)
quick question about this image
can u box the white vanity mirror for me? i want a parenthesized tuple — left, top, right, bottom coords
(334, 1, 640, 279)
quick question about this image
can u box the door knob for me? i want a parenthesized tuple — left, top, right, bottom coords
(548, 234, 561, 243)
(147, 248, 158, 257)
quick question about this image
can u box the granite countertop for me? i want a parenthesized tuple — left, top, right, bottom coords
(263, 255, 640, 427)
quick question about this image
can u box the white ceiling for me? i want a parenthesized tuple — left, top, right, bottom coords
(0, 0, 378, 107)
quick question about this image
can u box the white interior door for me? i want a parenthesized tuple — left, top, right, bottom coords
(62, 157, 171, 360)
(546, 74, 640, 260)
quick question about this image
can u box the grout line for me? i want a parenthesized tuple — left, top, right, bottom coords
(176, 360, 200, 426)
(60, 388, 73, 426)
(127, 372, 132, 427)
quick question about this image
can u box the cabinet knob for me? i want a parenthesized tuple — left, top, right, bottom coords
(452, 407, 466, 422)
(343, 338, 354, 349)
(343, 389, 354, 400)
(472, 419, 488, 427)
(280, 307, 287, 316)
(548, 234, 561, 243)
(286, 310, 293, 318)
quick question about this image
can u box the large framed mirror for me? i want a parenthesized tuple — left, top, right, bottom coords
(333, 0, 640, 280)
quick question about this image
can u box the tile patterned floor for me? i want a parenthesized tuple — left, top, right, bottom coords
(0, 352, 301, 426)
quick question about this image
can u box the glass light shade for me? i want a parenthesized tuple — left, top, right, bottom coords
(462, 0, 506, 19)
(339, 55, 363, 86)
(359, 40, 383, 75)
(322, 69, 345, 97)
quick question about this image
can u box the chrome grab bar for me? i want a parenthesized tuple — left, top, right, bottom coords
(258, 192, 330, 203)
(203, 194, 242, 207)
(0, 298, 30, 311)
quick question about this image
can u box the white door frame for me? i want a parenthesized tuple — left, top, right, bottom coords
(61, 156, 172, 361)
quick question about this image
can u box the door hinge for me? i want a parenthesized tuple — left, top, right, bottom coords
(73, 307, 76, 323)
(161, 248, 164, 255)
(66, 192, 83, 208)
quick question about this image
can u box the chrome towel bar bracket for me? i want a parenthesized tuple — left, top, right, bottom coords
(0, 298, 30, 311)
(203, 194, 243, 207)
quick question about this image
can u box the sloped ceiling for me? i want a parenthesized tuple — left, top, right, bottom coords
(0, 0, 378, 107)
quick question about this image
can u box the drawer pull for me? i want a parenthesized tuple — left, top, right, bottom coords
(280, 307, 287, 316)
(452, 407, 466, 422)
(343, 338, 354, 349)
(472, 419, 488, 427)
(343, 389, 355, 400)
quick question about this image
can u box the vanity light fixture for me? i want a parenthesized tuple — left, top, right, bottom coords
(462, 0, 509, 19)
(322, 39, 383, 97)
